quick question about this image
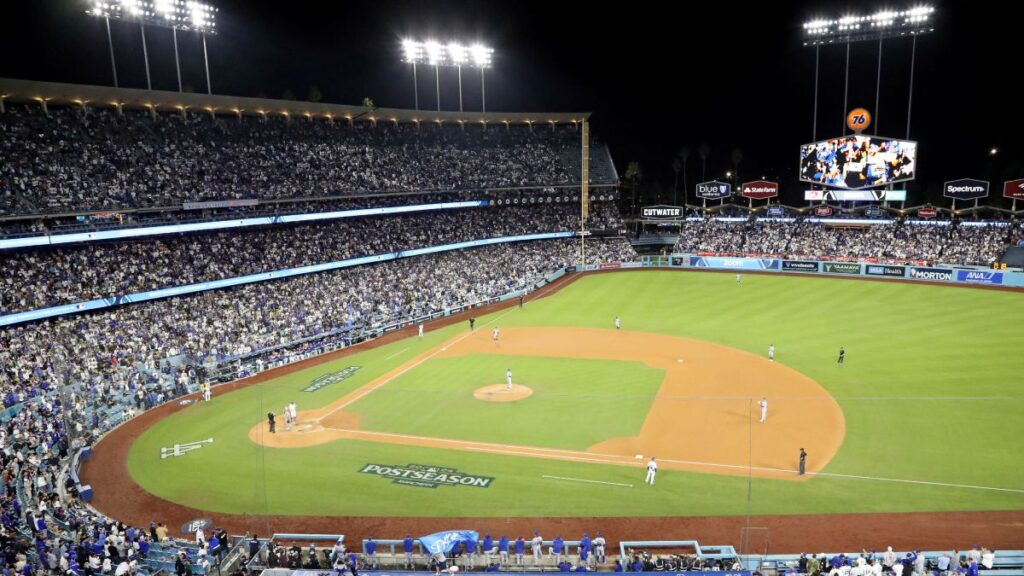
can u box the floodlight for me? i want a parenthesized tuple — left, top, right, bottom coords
(448, 43, 467, 65)
(425, 41, 443, 65)
(470, 44, 492, 68)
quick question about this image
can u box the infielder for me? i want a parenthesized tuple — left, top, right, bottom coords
(838, 346, 846, 364)
(768, 344, 775, 362)
(759, 397, 768, 423)
(492, 327, 500, 342)
(645, 456, 658, 485)
(614, 316, 621, 330)
(288, 401, 298, 428)
(506, 368, 513, 391)
(284, 404, 292, 431)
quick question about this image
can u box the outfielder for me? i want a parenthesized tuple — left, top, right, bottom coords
(202, 382, 211, 402)
(645, 456, 658, 485)
(768, 344, 775, 362)
(506, 368, 513, 391)
(614, 316, 621, 330)
(418, 324, 424, 338)
(838, 346, 846, 364)
(736, 273, 742, 284)
(759, 397, 768, 423)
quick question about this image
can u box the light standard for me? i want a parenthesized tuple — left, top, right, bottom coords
(401, 39, 493, 112)
(86, 0, 218, 93)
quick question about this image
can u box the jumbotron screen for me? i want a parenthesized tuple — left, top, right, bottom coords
(799, 135, 917, 189)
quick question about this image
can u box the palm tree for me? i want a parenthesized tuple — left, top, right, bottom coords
(697, 144, 710, 182)
(624, 162, 643, 216)
(731, 148, 744, 186)
(678, 147, 691, 204)
(672, 159, 682, 205)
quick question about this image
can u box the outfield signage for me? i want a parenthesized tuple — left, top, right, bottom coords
(805, 189, 906, 202)
(865, 265, 905, 277)
(956, 270, 1003, 285)
(304, 366, 361, 392)
(359, 463, 495, 489)
(641, 205, 684, 219)
(917, 207, 938, 219)
(1004, 178, 1024, 200)
(740, 180, 779, 200)
(813, 206, 834, 217)
(782, 260, 820, 272)
(696, 180, 732, 199)
(766, 206, 786, 217)
(908, 267, 953, 282)
(943, 178, 989, 201)
(689, 256, 780, 270)
(822, 262, 862, 275)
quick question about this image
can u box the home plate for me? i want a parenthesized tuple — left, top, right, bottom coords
(677, 358, 683, 363)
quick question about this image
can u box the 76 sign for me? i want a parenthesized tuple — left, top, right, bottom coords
(846, 108, 872, 133)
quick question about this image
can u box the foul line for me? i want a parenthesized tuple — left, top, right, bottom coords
(542, 475, 633, 488)
(383, 347, 410, 361)
(314, 278, 563, 424)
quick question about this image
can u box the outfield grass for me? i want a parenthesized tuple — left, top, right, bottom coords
(127, 271, 1024, 517)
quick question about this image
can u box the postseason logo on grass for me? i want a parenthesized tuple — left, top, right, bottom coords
(359, 463, 496, 489)
(304, 366, 361, 392)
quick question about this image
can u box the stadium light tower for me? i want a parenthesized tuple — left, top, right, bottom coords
(86, 0, 219, 93)
(401, 39, 493, 112)
(801, 5, 935, 140)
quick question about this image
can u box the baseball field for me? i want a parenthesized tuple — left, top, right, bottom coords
(83, 270, 1024, 548)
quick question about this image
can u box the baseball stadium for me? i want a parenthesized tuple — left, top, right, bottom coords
(1, 2, 1023, 576)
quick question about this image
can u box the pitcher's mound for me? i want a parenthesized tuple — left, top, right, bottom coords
(474, 384, 533, 402)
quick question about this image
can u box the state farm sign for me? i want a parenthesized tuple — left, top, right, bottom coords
(740, 180, 779, 200)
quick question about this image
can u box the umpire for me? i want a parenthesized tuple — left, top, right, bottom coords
(799, 448, 807, 475)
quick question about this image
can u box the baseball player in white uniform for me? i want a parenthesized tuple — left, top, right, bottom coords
(284, 404, 292, 431)
(288, 401, 297, 427)
(492, 327, 500, 342)
(614, 316, 621, 330)
(736, 273, 742, 284)
(506, 369, 513, 391)
(202, 382, 211, 402)
(768, 344, 775, 362)
(645, 457, 658, 485)
(418, 323, 424, 338)
(759, 397, 768, 423)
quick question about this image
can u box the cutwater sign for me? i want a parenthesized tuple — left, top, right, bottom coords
(956, 270, 1003, 285)
(641, 205, 683, 219)
(304, 366, 361, 392)
(909, 267, 953, 282)
(359, 463, 495, 489)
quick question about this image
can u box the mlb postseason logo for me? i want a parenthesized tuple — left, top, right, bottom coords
(304, 366, 361, 392)
(359, 463, 496, 489)
(865, 265, 905, 277)
(956, 270, 1003, 285)
(161, 438, 214, 459)
(909, 267, 953, 282)
(696, 180, 732, 199)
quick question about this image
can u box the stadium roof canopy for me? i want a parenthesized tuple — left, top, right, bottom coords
(0, 78, 589, 125)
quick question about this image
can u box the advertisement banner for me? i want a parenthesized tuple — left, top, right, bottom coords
(822, 262, 862, 274)
(766, 206, 786, 217)
(814, 206, 834, 217)
(943, 178, 989, 201)
(696, 180, 732, 199)
(917, 207, 938, 219)
(689, 257, 780, 270)
(909, 267, 953, 282)
(955, 270, 1004, 285)
(641, 205, 684, 219)
(599, 262, 621, 270)
(804, 189, 906, 201)
(865, 265, 905, 277)
(740, 180, 779, 200)
(1003, 178, 1024, 200)
(782, 260, 820, 272)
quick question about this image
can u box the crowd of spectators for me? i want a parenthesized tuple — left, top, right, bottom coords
(0, 105, 615, 216)
(0, 201, 623, 315)
(790, 546, 995, 576)
(674, 218, 1016, 266)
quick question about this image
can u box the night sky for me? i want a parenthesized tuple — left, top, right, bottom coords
(2, 0, 1020, 206)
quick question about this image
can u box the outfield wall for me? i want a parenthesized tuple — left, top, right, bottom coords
(625, 256, 1024, 288)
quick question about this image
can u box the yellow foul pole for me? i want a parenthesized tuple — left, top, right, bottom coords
(581, 120, 590, 268)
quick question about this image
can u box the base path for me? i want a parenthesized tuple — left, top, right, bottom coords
(251, 327, 845, 482)
(79, 269, 1024, 550)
